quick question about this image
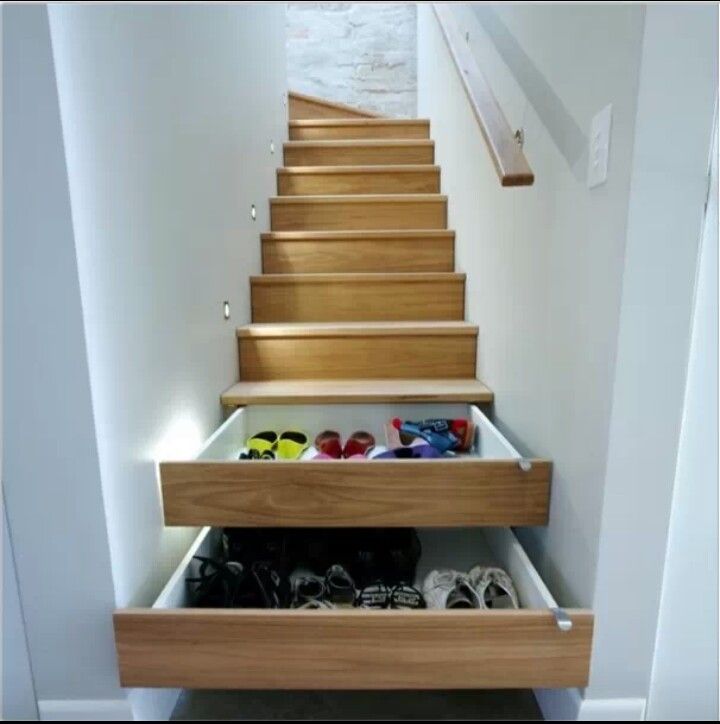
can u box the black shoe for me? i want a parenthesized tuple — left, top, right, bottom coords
(250, 561, 291, 609)
(383, 529, 422, 586)
(186, 556, 247, 608)
(222, 528, 297, 577)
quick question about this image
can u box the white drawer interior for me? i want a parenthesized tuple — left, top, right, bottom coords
(197, 403, 521, 462)
(153, 526, 558, 614)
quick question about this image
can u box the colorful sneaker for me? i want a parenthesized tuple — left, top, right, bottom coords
(469, 566, 519, 609)
(422, 569, 483, 609)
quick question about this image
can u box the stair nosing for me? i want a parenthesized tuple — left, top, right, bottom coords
(237, 321, 478, 339)
(284, 139, 434, 148)
(270, 194, 447, 204)
(251, 272, 465, 284)
(221, 378, 493, 405)
(260, 230, 455, 241)
(289, 119, 430, 128)
(277, 165, 440, 175)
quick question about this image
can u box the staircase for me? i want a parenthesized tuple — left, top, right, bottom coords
(222, 92, 493, 407)
(113, 92, 593, 695)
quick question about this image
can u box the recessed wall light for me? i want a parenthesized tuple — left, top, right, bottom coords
(250, 204, 256, 221)
(270, 140, 275, 154)
(223, 301, 230, 320)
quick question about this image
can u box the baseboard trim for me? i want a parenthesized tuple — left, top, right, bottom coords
(38, 699, 133, 721)
(534, 688, 646, 721)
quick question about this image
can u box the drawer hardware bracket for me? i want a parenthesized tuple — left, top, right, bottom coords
(518, 458, 533, 472)
(551, 607, 573, 632)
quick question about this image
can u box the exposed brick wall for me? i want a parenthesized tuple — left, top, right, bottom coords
(287, 2, 417, 117)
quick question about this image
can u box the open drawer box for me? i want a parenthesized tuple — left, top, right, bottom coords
(159, 403, 551, 527)
(114, 526, 593, 689)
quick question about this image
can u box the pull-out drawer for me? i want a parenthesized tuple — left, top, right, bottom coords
(159, 403, 551, 527)
(114, 526, 593, 689)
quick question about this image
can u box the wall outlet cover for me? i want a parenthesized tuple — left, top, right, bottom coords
(587, 103, 612, 189)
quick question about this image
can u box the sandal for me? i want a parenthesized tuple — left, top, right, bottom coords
(372, 444, 442, 459)
(343, 430, 375, 459)
(277, 430, 309, 460)
(246, 430, 278, 457)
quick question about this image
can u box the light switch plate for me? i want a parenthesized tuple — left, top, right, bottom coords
(587, 103, 612, 188)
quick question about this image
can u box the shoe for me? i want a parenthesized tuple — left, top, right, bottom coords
(469, 566, 519, 609)
(343, 430, 375, 458)
(277, 430, 309, 460)
(324, 564, 356, 606)
(391, 418, 475, 454)
(389, 583, 426, 609)
(355, 580, 391, 609)
(290, 570, 326, 608)
(186, 556, 247, 608)
(297, 599, 336, 610)
(250, 561, 291, 608)
(372, 444, 442, 459)
(422, 569, 483, 609)
(314, 430, 343, 459)
(222, 528, 297, 577)
(384, 528, 422, 586)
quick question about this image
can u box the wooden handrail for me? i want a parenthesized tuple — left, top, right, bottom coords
(432, 3, 534, 187)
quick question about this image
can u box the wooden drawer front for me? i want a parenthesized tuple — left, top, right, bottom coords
(113, 528, 593, 690)
(284, 140, 435, 166)
(159, 404, 551, 528)
(115, 608, 592, 690)
(288, 119, 431, 141)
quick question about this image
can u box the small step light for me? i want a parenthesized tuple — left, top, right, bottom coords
(270, 140, 275, 154)
(250, 204, 256, 221)
(223, 301, 230, 320)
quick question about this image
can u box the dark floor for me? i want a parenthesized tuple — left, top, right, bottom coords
(171, 690, 543, 720)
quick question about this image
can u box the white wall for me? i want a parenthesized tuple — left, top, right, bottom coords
(48, 2, 287, 610)
(418, 2, 645, 609)
(646, 120, 718, 722)
(5, 3, 287, 718)
(287, 2, 417, 117)
(3, 4, 123, 706)
(587, 4, 717, 706)
(418, 2, 717, 713)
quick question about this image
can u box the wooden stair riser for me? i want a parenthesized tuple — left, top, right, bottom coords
(277, 166, 440, 196)
(270, 196, 448, 231)
(238, 325, 477, 381)
(251, 274, 465, 323)
(289, 119, 430, 141)
(288, 91, 379, 120)
(261, 231, 455, 274)
(284, 141, 435, 167)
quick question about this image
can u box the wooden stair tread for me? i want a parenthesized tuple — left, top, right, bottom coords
(270, 194, 447, 204)
(221, 378, 493, 406)
(236, 321, 478, 339)
(260, 230, 455, 241)
(251, 272, 464, 284)
(285, 140, 434, 149)
(277, 165, 440, 175)
(289, 119, 430, 129)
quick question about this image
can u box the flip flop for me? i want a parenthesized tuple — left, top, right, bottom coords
(314, 430, 342, 459)
(277, 430, 309, 460)
(343, 430, 375, 459)
(246, 430, 278, 455)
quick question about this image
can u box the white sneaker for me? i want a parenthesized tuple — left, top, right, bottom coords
(422, 569, 483, 609)
(468, 566, 519, 609)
